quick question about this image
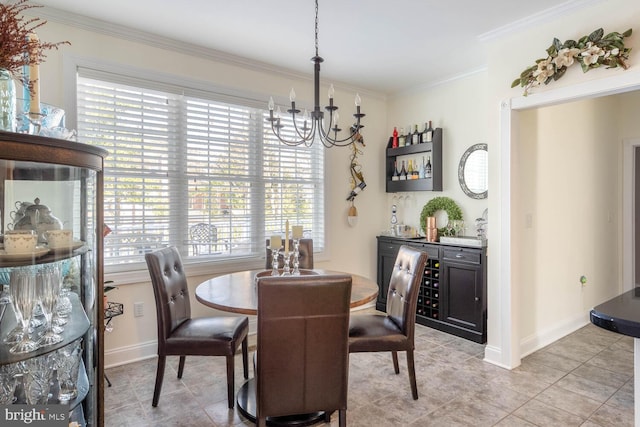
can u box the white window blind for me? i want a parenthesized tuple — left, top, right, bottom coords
(76, 72, 324, 270)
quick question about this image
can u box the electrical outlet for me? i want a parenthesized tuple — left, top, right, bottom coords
(133, 302, 144, 317)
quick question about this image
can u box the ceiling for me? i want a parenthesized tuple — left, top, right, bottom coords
(32, 0, 595, 94)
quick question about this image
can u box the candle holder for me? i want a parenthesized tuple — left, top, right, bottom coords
(28, 112, 45, 135)
(292, 239, 301, 275)
(271, 247, 281, 276)
(281, 250, 291, 276)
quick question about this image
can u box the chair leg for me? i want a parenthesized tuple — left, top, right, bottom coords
(391, 351, 400, 374)
(226, 354, 235, 409)
(324, 410, 333, 422)
(177, 356, 186, 379)
(257, 416, 267, 427)
(242, 336, 249, 379)
(406, 349, 418, 400)
(339, 409, 346, 427)
(152, 355, 166, 407)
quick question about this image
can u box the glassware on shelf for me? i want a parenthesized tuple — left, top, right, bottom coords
(0, 363, 19, 404)
(9, 269, 39, 354)
(56, 339, 82, 402)
(24, 354, 54, 404)
(36, 265, 64, 347)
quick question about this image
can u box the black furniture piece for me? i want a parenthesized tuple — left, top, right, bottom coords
(265, 238, 314, 270)
(349, 245, 428, 400)
(255, 274, 352, 427)
(377, 235, 487, 343)
(145, 246, 249, 408)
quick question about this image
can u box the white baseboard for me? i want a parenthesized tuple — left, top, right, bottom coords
(105, 340, 158, 368)
(483, 313, 590, 369)
(105, 332, 259, 369)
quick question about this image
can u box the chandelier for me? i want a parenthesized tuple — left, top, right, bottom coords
(267, 0, 365, 147)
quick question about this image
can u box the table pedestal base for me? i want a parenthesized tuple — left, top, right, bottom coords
(236, 379, 327, 427)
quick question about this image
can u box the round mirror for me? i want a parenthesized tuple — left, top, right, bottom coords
(458, 143, 488, 199)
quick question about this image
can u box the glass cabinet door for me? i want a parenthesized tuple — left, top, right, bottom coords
(0, 132, 106, 427)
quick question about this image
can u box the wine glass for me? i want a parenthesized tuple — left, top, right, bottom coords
(36, 265, 64, 347)
(9, 269, 39, 354)
(0, 363, 19, 404)
(24, 353, 55, 404)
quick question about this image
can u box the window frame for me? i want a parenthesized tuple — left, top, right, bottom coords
(67, 58, 326, 281)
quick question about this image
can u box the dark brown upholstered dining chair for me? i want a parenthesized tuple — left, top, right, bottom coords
(265, 238, 314, 269)
(348, 245, 427, 400)
(145, 246, 249, 408)
(255, 274, 352, 427)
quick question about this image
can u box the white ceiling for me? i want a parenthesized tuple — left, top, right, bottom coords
(33, 0, 597, 94)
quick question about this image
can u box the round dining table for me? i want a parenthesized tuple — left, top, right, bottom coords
(194, 268, 379, 426)
(195, 268, 379, 315)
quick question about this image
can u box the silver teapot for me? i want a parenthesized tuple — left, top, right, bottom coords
(12, 198, 63, 243)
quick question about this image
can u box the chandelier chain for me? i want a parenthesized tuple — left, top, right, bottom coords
(314, 0, 319, 57)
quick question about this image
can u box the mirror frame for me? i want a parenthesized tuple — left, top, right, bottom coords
(458, 143, 488, 199)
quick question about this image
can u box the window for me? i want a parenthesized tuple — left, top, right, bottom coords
(76, 71, 324, 270)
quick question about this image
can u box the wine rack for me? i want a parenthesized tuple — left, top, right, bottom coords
(385, 128, 443, 192)
(417, 259, 441, 319)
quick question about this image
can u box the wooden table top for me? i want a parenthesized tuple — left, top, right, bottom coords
(195, 269, 379, 315)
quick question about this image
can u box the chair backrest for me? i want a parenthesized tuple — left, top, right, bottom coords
(256, 274, 352, 418)
(386, 245, 428, 342)
(265, 238, 314, 269)
(145, 246, 192, 349)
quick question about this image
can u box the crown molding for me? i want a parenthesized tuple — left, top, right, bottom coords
(31, 5, 385, 101)
(478, 0, 605, 42)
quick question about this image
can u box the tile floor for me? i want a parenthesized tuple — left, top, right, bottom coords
(104, 322, 634, 426)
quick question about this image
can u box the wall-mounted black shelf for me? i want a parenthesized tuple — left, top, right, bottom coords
(385, 128, 443, 192)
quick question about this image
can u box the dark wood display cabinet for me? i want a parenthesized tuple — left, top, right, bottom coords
(0, 131, 107, 426)
(377, 235, 487, 343)
(385, 128, 443, 192)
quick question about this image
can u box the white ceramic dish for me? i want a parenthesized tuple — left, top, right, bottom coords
(0, 246, 50, 260)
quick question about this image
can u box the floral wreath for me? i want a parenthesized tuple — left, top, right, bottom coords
(512, 28, 632, 96)
(420, 197, 462, 235)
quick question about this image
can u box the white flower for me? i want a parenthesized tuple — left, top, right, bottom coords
(610, 47, 619, 56)
(533, 59, 554, 83)
(581, 42, 605, 65)
(552, 48, 581, 68)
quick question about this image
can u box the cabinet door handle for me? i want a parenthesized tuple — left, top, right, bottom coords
(455, 253, 464, 258)
(474, 297, 480, 302)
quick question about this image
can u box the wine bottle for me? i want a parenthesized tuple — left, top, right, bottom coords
(398, 128, 406, 147)
(418, 156, 426, 179)
(392, 127, 398, 148)
(425, 156, 432, 178)
(399, 160, 407, 180)
(426, 120, 434, 142)
(411, 124, 419, 145)
(346, 181, 366, 201)
(412, 160, 420, 179)
(421, 122, 429, 143)
(407, 160, 413, 179)
(391, 160, 400, 181)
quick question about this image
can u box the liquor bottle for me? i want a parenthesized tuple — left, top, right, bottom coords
(407, 160, 413, 179)
(392, 127, 398, 148)
(425, 120, 434, 142)
(398, 128, 406, 147)
(418, 156, 426, 179)
(399, 160, 407, 180)
(391, 160, 400, 181)
(411, 125, 419, 145)
(412, 159, 420, 180)
(425, 156, 432, 179)
(421, 122, 429, 143)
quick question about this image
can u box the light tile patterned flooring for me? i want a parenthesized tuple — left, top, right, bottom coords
(104, 323, 634, 426)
